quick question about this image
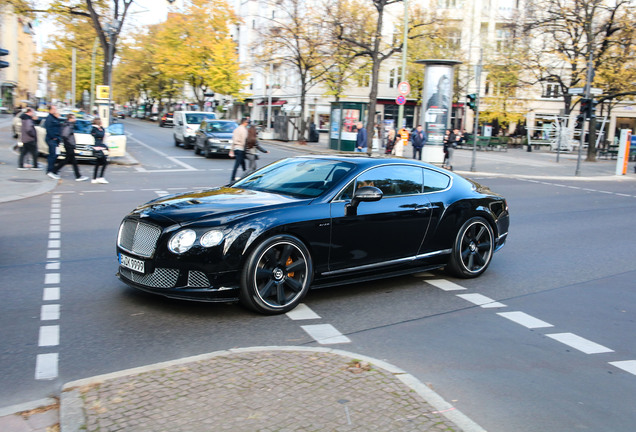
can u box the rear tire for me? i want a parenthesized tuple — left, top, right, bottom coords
(239, 235, 313, 314)
(447, 217, 494, 278)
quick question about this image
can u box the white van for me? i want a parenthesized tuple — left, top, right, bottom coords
(173, 111, 217, 148)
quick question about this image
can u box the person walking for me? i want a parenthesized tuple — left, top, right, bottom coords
(245, 125, 269, 175)
(410, 125, 427, 160)
(385, 128, 396, 154)
(44, 105, 63, 178)
(91, 118, 109, 184)
(18, 108, 42, 170)
(443, 129, 456, 170)
(355, 122, 367, 152)
(51, 113, 89, 181)
(229, 118, 249, 181)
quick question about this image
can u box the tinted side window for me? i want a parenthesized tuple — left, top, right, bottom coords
(423, 169, 450, 192)
(354, 165, 423, 197)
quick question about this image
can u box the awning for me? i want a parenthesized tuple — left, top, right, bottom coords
(258, 100, 287, 106)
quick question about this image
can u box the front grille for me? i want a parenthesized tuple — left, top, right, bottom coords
(120, 267, 179, 289)
(188, 271, 210, 288)
(118, 220, 161, 258)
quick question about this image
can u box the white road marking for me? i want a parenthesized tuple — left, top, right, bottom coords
(35, 353, 58, 380)
(426, 279, 466, 291)
(128, 134, 197, 171)
(44, 273, 60, 284)
(38, 325, 59, 346)
(49, 232, 61, 239)
(286, 303, 321, 320)
(45, 262, 60, 270)
(155, 191, 170, 197)
(497, 311, 554, 329)
(48, 240, 61, 249)
(43, 287, 60, 301)
(456, 293, 506, 308)
(301, 324, 351, 344)
(609, 360, 636, 376)
(41, 304, 60, 321)
(49, 225, 60, 232)
(546, 333, 614, 354)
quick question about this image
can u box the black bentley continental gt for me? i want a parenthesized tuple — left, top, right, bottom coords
(116, 155, 509, 314)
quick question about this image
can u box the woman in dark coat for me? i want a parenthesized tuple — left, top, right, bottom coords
(91, 118, 109, 184)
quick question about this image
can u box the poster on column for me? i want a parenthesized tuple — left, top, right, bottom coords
(422, 65, 452, 146)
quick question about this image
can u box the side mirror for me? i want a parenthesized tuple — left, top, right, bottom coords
(345, 186, 382, 216)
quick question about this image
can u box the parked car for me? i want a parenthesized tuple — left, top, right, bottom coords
(35, 119, 127, 160)
(159, 112, 174, 127)
(193, 119, 237, 157)
(173, 111, 217, 149)
(116, 155, 509, 314)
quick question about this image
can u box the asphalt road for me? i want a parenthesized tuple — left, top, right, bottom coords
(1, 118, 635, 431)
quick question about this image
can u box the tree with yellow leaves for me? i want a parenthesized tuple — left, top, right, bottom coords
(154, 0, 244, 109)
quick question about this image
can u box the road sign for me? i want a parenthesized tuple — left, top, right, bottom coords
(569, 87, 602, 96)
(96, 85, 110, 100)
(396, 95, 406, 105)
(397, 81, 411, 96)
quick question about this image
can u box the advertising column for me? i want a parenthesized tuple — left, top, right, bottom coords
(416, 60, 461, 164)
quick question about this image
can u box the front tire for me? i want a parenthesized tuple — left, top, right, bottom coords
(174, 135, 180, 147)
(447, 217, 494, 278)
(240, 235, 313, 314)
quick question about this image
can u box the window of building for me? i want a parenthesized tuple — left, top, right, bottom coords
(357, 73, 370, 88)
(543, 81, 561, 98)
(389, 67, 402, 88)
(495, 27, 510, 53)
(438, 0, 463, 8)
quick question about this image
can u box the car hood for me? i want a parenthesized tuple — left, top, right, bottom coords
(131, 187, 304, 225)
(203, 132, 233, 139)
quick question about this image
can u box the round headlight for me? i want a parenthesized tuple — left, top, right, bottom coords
(168, 229, 196, 254)
(200, 230, 224, 247)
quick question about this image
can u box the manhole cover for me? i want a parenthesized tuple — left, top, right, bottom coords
(10, 178, 42, 183)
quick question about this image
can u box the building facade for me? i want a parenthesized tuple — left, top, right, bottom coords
(231, 0, 635, 144)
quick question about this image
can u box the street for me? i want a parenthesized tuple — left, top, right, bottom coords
(1, 118, 636, 431)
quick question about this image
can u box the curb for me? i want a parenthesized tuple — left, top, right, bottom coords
(61, 346, 486, 432)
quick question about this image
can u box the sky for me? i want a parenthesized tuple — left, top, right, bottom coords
(34, 0, 171, 51)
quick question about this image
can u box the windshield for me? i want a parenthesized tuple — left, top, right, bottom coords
(234, 158, 355, 199)
(206, 121, 237, 133)
(185, 113, 216, 124)
(73, 120, 93, 134)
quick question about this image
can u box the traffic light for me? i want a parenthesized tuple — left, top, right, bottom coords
(0, 48, 9, 69)
(579, 98, 590, 119)
(589, 99, 598, 118)
(466, 94, 477, 111)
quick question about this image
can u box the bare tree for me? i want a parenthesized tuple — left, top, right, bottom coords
(257, 0, 331, 140)
(327, 0, 435, 153)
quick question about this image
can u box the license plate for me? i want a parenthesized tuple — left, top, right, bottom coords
(119, 253, 145, 273)
(79, 150, 92, 156)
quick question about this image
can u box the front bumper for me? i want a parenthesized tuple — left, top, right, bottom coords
(117, 265, 240, 302)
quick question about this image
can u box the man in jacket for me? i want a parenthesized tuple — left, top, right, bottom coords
(18, 108, 42, 170)
(355, 122, 367, 152)
(44, 105, 63, 177)
(410, 125, 427, 160)
(229, 117, 249, 181)
(50, 113, 88, 181)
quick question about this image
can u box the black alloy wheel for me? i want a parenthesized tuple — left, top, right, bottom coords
(240, 235, 313, 314)
(447, 216, 494, 278)
(204, 144, 212, 158)
(194, 140, 201, 155)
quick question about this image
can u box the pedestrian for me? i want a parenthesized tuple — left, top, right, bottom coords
(91, 118, 109, 183)
(229, 117, 249, 181)
(385, 128, 396, 154)
(410, 124, 427, 160)
(51, 114, 89, 181)
(443, 129, 457, 170)
(44, 105, 63, 178)
(355, 122, 367, 152)
(18, 108, 42, 170)
(245, 125, 269, 175)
